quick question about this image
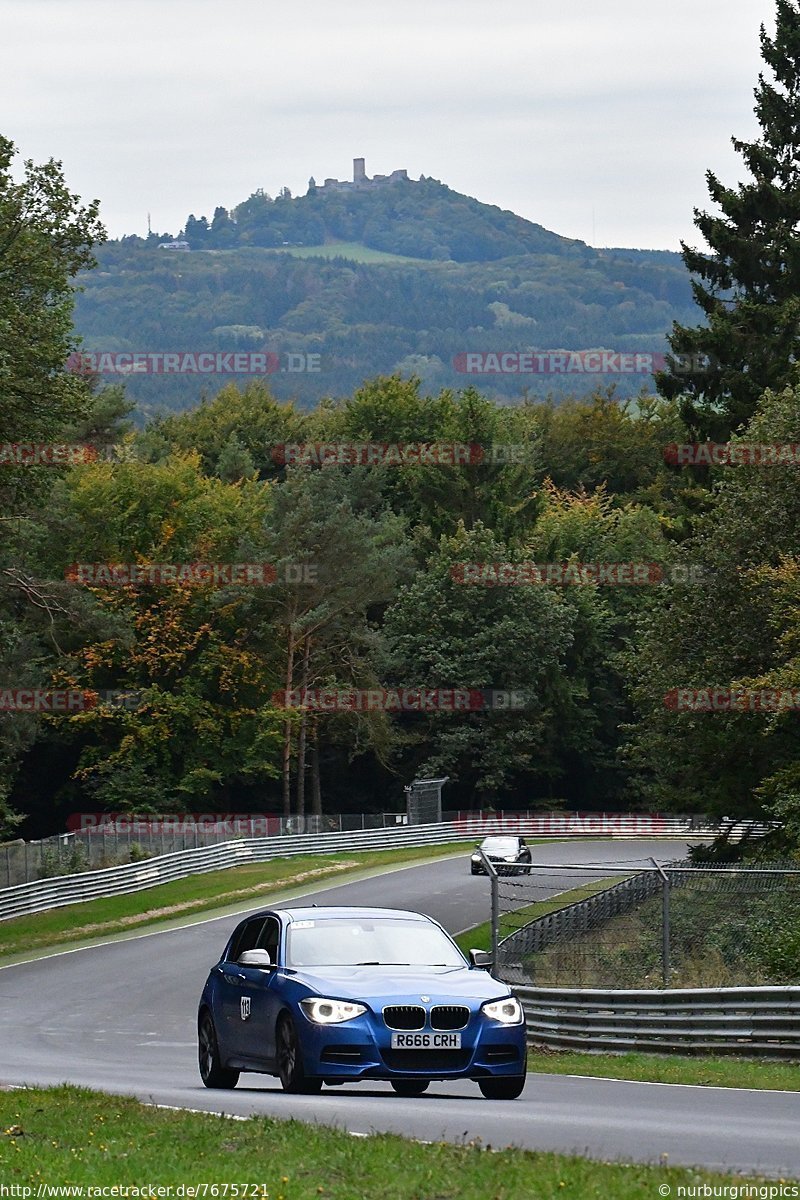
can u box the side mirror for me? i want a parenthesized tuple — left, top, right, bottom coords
(469, 948, 493, 969)
(238, 949, 274, 969)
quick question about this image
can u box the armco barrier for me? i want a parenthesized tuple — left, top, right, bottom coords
(0, 815, 713, 922)
(516, 984, 800, 1057)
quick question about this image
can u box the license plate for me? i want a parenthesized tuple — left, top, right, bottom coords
(390, 1032, 462, 1049)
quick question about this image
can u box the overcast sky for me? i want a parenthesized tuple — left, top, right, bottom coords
(1, 0, 776, 251)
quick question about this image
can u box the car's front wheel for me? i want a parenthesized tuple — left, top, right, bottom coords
(198, 1010, 239, 1089)
(276, 1014, 322, 1094)
(390, 1079, 429, 1096)
(478, 1074, 526, 1100)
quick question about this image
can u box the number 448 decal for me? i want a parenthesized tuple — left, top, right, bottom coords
(241, 996, 251, 1020)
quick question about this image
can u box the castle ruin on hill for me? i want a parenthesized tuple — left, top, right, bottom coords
(309, 158, 410, 193)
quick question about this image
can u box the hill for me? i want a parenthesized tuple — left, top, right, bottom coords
(71, 178, 699, 417)
(181, 174, 582, 262)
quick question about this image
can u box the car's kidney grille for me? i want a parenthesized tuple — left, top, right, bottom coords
(430, 1005, 470, 1031)
(383, 1005, 425, 1030)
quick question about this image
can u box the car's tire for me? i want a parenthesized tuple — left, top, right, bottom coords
(478, 1074, 526, 1100)
(276, 1013, 322, 1094)
(198, 1010, 239, 1089)
(390, 1079, 429, 1096)
(470, 865, 480, 875)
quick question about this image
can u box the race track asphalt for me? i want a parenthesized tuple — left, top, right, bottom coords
(2, 838, 799, 1178)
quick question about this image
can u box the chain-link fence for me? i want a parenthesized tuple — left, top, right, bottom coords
(0, 811, 412, 887)
(490, 858, 800, 989)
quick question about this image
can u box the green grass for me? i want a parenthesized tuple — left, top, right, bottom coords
(2, 1086, 792, 1195)
(454, 876, 626, 954)
(0, 844, 473, 963)
(264, 240, 425, 264)
(526, 1047, 800, 1091)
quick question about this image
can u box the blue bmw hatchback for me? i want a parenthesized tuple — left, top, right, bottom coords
(198, 905, 527, 1099)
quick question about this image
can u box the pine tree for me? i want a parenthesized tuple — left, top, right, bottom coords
(657, 0, 800, 439)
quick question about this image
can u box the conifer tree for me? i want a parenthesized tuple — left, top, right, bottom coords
(658, 1, 800, 439)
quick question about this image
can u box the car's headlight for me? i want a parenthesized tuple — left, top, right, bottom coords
(482, 996, 523, 1025)
(300, 997, 367, 1024)
(471, 854, 480, 861)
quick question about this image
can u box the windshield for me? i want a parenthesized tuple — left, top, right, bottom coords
(285, 917, 465, 968)
(480, 837, 518, 853)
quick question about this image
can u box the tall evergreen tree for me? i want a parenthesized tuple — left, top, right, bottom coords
(657, 0, 800, 439)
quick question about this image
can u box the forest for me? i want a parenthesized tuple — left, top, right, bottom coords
(3, 0, 800, 852)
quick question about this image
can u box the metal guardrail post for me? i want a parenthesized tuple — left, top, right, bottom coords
(651, 857, 671, 988)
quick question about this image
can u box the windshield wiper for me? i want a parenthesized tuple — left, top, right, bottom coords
(355, 960, 410, 966)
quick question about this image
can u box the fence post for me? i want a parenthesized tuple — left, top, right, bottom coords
(651, 857, 671, 988)
(490, 871, 499, 967)
(479, 847, 500, 967)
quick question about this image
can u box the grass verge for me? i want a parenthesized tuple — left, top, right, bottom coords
(454, 876, 624, 954)
(1, 1085, 792, 1196)
(526, 1047, 800, 1091)
(0, 843, 473, 963)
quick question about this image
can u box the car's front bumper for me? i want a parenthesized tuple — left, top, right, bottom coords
(471, 858, 524, 876)
(296, 1008, 527, 1081)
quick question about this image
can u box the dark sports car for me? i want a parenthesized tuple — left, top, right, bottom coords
(197, 905, 527, 1099)
(470, 835, 532, 875)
